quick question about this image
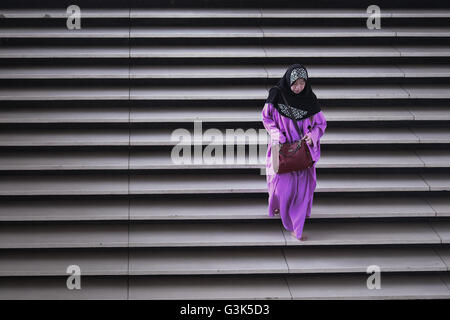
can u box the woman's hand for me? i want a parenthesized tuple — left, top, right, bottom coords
(303, 132, 313, 146)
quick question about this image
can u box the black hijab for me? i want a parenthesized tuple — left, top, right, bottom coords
(265, 64, 321, 121)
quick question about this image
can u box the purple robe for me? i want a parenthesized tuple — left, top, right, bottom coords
(262, 102, 327, 238)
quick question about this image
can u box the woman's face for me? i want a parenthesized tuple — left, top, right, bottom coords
(290, 78, 306, 94)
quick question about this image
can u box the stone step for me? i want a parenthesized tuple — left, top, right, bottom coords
(0, 249, 129, 276)
(0, 128, 130, 146)
(130, 149, 446, 169)
(132, 45, 450, 58)
(0, 171, 442, 196)
(0, 198, 129, 221)
(0, 220, 445, 248)
(0, 223, 129, 248)
(0, 86, 129, 101)
(0, 194, 442, 221)
(2, 45, 449, 59)
(2, 149, 449, 171)
(422, 173, 450, 191)
(0, 246, 447, 277)
(428, 197, 450, 217)
(0, 46, 129, 59)
(129, 172, 434, 194)
(3, 126, 450, 146)
(408, 106, 450, 121)
(0, 150, 129, 170)
(128, 220, 443, 247)
(287, 273, 450, 300)
(132, 126, 449, 145)
(128, 105, 450, 122)
(0, 276, 128, 299)
(0, 8, 131, 18)
(2, 8, 450, 19)
(0, 27, 130, 38)
(4, 105, 450, 124)
(416, 150, 450, 167)
(128, 273, 450, 300)
(0, 106, 130, 123)
(431, 221, 450, 243)
(1, 64, 449, 79)
(131, 246, 450, 274)
(282, 246, 448, 273)
(2, 26, 450, 39)
(1, 273, 448, 300)
(0, 174, 129, 196)
(3, 85, 450, 100)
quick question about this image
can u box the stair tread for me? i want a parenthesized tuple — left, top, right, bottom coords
(130, 149, 428, 169)
(0, 8, 130, 18)
(129, 220, 441, 247)
(436, 247, 450, 267)
(408, 105, 450, 120)
(0, 27, 130, 38)
(403, 84, 450, 98)
(133, 246, 448, 273)
(0, 223, 129, 248)
(130, 105, 447, 122)
(431, 221, 450, 242)
(0, 220, 443, 248)
(0, 127, 448, 147)
(0, 46, 129, 58)
(0, 106, 130, 123)
(1, 273, 447, 300)
(427, 197, 450, 216)
(0, 249, 129, 276)
(415, 150, 450, 167)
(286, 273, 450, 300)
(0, 86, 129, 100)
(282, 221, 441, 246)
(0, 194, 439, 221)
(0, 198, 129, 221)
(0, 172, 442, 196)
(0, 277, 127, 300)
(2, 105, 449, 123)
(2, 8, 450, 19)
(0, 128, 130, 146)
(126, 84, 411, 99)
(284, 247, 447, 272)
(422, 172, 450, 191)
(3, 45, 450, 59)
(128, 273, 450, 300)
(129, 172, 431, 194)
(2, 64, 449, 79)
(0, 150, 128, 170)
(0, 174, 129, 195)
(131, 126, 449, 145)
(0, 149, 431, 170)
(2, 26, 449, 38)
(129, 84, 412, 100)
(0, 246, 445, 277)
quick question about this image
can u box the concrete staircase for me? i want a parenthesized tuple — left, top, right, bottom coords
(0, 0, 449, 299)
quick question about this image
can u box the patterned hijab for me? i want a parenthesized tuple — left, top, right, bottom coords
(265, 64, 321, 121)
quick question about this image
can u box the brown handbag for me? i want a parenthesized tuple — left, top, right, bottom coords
(272, 86, 315, 174)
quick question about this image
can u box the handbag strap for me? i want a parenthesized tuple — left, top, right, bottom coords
(274, 85, 304, 140)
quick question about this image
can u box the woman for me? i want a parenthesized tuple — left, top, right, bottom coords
(262, 64, 327, 241)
